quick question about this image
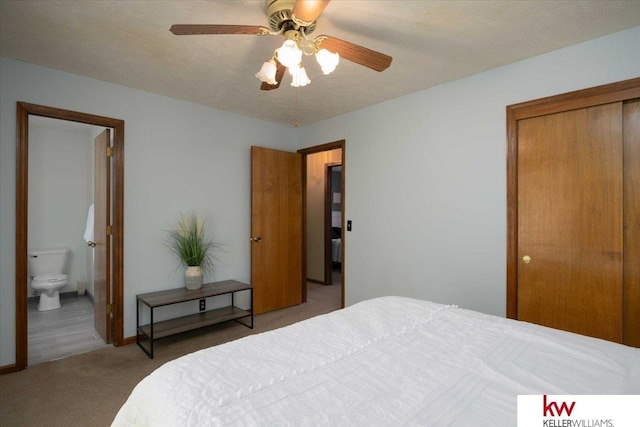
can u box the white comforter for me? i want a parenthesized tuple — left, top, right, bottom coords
(113, 296, 640, 426)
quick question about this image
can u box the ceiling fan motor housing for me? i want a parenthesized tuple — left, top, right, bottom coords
(266, 0, 317, 34)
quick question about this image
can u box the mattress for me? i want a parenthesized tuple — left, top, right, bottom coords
(112, 296, 640, 426)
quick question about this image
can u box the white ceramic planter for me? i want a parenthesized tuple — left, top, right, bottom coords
(184, 266, 203, 290)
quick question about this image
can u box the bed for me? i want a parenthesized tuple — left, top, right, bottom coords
(112, 296, 640, 426)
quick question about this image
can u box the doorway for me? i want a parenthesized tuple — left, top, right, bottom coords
(26, 117, 110, 364)
(299, 140, 345, 309)
(14, 102, 125, 371)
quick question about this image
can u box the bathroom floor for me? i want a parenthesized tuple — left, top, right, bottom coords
(28, 295, 111, 366)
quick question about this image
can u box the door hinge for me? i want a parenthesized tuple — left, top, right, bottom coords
(106, 146, 113, 157)
(106, 225, 113, 235)
(107, 304, 114, 314)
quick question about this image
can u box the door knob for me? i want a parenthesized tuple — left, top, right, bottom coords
(251, 237, 262, 243)
(87, 241, 97, 248)
(522, 255, 531, 264)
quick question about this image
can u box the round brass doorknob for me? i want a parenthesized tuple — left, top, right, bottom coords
(251, 236, 262, 243)
(522, 255, 531, 264)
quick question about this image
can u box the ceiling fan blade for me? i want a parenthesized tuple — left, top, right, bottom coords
(261, 59, 286, 91)
(170, 24, 270, 36)
(292, 0, 331, 24)
(317, 36, 392, 72)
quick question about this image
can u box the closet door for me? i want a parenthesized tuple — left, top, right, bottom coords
(623, 99, 640, 345)
(516, 103, 623, 343)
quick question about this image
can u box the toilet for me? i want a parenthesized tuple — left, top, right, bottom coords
(28, 248, 70, 311)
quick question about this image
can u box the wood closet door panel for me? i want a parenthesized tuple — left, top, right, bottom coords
(517, 103, 623, 342)
(623, 99, 640, 346)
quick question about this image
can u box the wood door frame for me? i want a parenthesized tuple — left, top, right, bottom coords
(324, 162, 342, 286)
(506, 77, 640, 319)
(298, 140, 345, 308)
(13, 102, 125, 372)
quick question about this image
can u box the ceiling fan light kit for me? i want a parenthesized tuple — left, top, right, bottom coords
(262, 31, 334, 87)
(288, 64, 311, 87)
(275, 37, 303, 68)
(315, 48, 339, 75)
(255, 59, 279, 85)
(169, 0, 392, 91)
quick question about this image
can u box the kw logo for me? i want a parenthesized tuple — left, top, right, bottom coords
(543, 395, 576, 417)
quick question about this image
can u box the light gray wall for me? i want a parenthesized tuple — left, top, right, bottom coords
(296, 26, 640, 315)
(0, 57, 296, 366)
(2, 25, 639, 367)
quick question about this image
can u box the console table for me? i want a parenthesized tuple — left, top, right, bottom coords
(136, 280, 253, 358)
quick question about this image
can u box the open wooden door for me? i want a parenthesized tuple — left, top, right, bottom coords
(251, 146, 303, 314)
(94, 129, 111, 343)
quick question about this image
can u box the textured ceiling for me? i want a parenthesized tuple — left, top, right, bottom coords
(1, 1, 640, 127)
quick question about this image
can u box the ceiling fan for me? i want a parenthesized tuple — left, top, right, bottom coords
(170, 0, 392, 90)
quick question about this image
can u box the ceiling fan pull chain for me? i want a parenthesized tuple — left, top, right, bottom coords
(294, 88, 299, 128)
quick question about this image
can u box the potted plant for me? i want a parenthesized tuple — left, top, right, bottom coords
(165, 212, 219, 290)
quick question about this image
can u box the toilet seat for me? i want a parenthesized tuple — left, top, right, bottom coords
(32, 273, 67, 285)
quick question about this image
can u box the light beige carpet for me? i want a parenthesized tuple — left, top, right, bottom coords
(0, 283, 341, 427)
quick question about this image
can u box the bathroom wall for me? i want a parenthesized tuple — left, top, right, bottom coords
(28, 118, 92, 296)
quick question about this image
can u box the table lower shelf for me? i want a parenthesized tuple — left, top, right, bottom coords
(138, 305, 252, 340)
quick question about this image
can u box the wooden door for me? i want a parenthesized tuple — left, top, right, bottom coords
(251, 146, 303, 314)
(94, 129, 111, 343)
(516, 103, 623, 342)
(623, 99, 640, 346)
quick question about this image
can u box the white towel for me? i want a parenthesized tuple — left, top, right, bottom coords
(83, 204, 94, 243)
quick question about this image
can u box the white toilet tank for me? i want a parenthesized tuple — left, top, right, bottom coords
(28, 248, 70, 277)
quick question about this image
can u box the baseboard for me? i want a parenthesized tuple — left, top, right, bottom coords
(0, 363, 20, 375)
(122, 336, 137, 346)
(307, 278, 328, 285)
(85, 290, 94, 304)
